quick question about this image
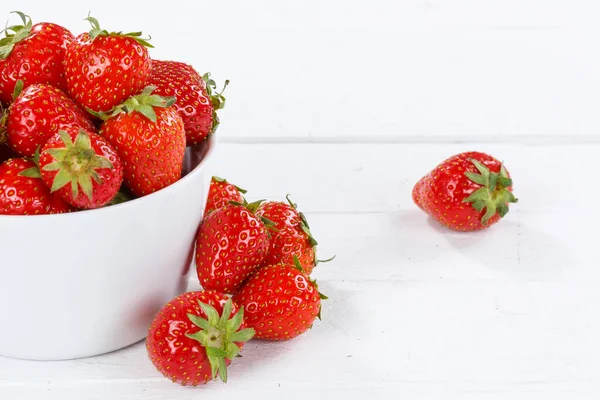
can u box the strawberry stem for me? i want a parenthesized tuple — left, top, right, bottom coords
(203, 73, 229, 135)
(41, 129, 113, 201)
(0, 11, 32, 59)
(185, 298, 255, 383)
(84, 13, 153, 48)
(92, 86, 176, 123)
(462, 158, 518, 225)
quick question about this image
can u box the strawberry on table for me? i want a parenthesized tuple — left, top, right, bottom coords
(204, 176, 246, 216)
(38, 127, 123, 209)
(233, 257, 326, 341)
(148, 60, 228, 145)
(0, 12, 74, 105)
(196, 199, 272, 294)
(146, 290, 255, 386)
(0, 158, 72, 215)
(64, 15, 152, 113)
(412, 151, 518, 231)
(4, 82, 95, 158)
(99, 86, 186, 197)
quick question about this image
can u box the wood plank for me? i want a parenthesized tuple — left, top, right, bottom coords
(1, 278, 599, 398)
(3, 2, 600, 140)
(208, 143, 596, 213)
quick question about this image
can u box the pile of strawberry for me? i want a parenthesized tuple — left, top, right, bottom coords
(146, 177, 333, 386)
(0, 12, 226, 214)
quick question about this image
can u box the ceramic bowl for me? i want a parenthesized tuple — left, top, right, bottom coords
(0, 138, 215, 360)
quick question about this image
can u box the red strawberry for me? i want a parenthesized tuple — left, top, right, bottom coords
(233, 258, 326, 341)
(148, 60, 228, 145)
(99, 87, 186, 197)
(204, 176, 246, 217)
(64, 15, 152, 113)
(412, 151, 518, 231)
(146, 290, 255, 386)
(0, 12, 74, 105)
(195, 200, 272, 294)
(5, 82, 95, 158)
(257, 196, 329, 274)
(0, 158, 72, 215)
(264, 226, 317, 274)
(38, 127, 123, 209)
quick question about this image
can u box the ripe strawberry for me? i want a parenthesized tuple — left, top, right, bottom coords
(257, 196, 328, 274)
(64, 15, 152, 113)
(195, 200, 272, 294)
(99, 87, 186, 197)
(4, 82, 95, 158)
(0, 158, 72, 215)
(412, 151, 518, 231)
(38, 127, 123, 209)
(147, 60, 228, 145)
(233, 257, 326, 341)
(204, 176, 246, 217)
(265, 226, 317, 274)
(0, 12, 74, 105)
(146, 290, 255, 386)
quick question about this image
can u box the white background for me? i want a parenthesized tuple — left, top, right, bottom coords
(2, 0, 599, 143)
(1, 1, 599, 399)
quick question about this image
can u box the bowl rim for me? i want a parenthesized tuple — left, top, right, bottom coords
(0, 135, 218, 221)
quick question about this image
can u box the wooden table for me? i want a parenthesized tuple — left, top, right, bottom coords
(1, 141, 596, 399)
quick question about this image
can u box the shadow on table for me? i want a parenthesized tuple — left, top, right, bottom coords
(425, 213, 569, 279)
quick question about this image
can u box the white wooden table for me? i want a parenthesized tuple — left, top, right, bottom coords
(1, 142, 598, 399)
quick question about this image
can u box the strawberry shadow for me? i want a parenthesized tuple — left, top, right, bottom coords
(425, 213, 568, 279)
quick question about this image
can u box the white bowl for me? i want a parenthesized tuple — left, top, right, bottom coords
(0, 138, 216, 360)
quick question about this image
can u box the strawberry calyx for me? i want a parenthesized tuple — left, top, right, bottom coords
(202, 73, 229, 135)
(11, 79, 24, 101)
(90, 86, 175, 123)
(285, 194, 318, 246)
(213, 176, 247, 194)
(462, 158, 518, 225)
(0, 11, 33, 59)
(185, 298, 255, 383)
(39, 129, 113, 201)
(84, 14, 153, 48)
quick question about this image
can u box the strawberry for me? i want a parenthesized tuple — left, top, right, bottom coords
(204, 176, 246, 217)
(147, 60, 227, 145)
(256, 196, 327, 274)
(412, 151, 518, 231)
(146, 290, 255, 386)
(38, 127, 123, 209)
(195, 200, 272, 294)
(0, 158, 71, 215)
(233, 257, 326, 341)
(4, 82, 95, 158)
(64, 15, 152, 113)
(0, 12, 74, 105)
(264, 226, 318, 274)
(98, 86, 186, 197)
